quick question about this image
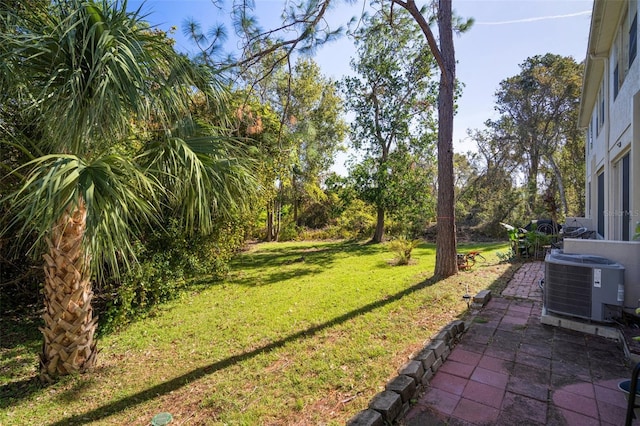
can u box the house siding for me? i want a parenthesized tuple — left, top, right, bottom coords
(573, 0, 640, 312)
(582, 0, 639, 241)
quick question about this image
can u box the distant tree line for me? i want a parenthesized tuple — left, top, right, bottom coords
(456, 54, 585, 234)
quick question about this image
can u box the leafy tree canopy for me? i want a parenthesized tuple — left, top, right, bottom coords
(342, 6, 438, 241)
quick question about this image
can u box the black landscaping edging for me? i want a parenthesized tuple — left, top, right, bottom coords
(346, 290, 492, 426)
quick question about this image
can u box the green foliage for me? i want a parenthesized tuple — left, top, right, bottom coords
(184, 0, 341, 70)
(278, 217, 301, 242)
(458, 54, 584, 232)
(1, 0, 255, 281)
(387, 238, 421, 265)
(342, 8, 438, 242)
(489, 54, 584, 216)
(455, 135, 528, 234)
(274, 58, 347, 233)
(335, 199, 376, 239)
(98, 218, 247, 332)
(495, 250, 514, 262)
(297, 196, 336, 229)
(497, 223, 523, 260)
(523, 230, 551, 255)
(228, 58, 347, 241)
(1, 1, 213, 156)
(293, 175, 369, 239)
(499, 222, 553, 260)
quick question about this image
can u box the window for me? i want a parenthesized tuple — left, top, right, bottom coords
(614, 8, 630, 99)
(597, 171, 605, 238)
(629, 1, 637, 67)
(599, 80, 605, 130)
(622, 153, 630, 240)
(614, 64, 620, 99)
(630, 13, 637, 66)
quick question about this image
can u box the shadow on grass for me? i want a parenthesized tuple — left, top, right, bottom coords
(1, 241, 524, 423)
(0, 311, 42, 409)
(45, 272, 443, 425)
(0, 310, 41, 350)
(485, 260, 526, 295)
(229, 266, 322, 287)
(228, 240, 386, 287)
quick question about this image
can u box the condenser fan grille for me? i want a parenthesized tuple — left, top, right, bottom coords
(545, 262, 592, 319)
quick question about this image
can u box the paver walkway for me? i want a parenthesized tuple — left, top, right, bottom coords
(501, 260, 544, 300)
(402, 262, 635, 425)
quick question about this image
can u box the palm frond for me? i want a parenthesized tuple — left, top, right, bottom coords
(6, 153, 160, 278)
(1, 0, 248, 280)
(0, 0, 217, 155)
(142, 133, 256, 235)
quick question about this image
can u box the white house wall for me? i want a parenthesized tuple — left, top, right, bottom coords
(570, 0, 640, 317)
(584, 0, 639, 240)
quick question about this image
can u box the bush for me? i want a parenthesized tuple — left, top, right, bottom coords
(387, 238, 421, 265)
(97, 217, 247, 333)
(295, 225, 348, 241)
(335, 199, 375, 239)
(278, 218, 300, 241)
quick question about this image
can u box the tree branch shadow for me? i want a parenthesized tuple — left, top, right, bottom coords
(1, 246, 521, 424)
(46, 273, 444, 425)
(0, 309, 42, 408)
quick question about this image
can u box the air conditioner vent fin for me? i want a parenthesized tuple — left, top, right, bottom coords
(544, 250, 625, 322)
(545, 263, 591, 318)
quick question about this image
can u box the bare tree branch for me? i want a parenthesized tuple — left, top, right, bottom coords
(391, 0, 448, 86)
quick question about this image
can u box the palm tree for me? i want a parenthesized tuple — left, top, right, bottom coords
(0, 0, 253, 382)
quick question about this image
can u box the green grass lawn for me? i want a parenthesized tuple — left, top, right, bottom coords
(0, 240, 516, 425)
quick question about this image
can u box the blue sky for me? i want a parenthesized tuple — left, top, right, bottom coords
(129, 0, 593, 167)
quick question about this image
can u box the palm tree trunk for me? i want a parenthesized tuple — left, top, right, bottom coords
(40, 200, 97, 383)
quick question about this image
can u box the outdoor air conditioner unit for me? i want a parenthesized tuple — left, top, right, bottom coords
(544, 250, 625, 322)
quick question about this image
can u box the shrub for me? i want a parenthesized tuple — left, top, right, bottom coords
(335, 199, 375, 239)
(387, 238, 421, 265)
(97, 217, 247, 333)
(278, 218, 300, 241)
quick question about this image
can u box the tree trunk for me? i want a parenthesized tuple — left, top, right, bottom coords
(40, 200, 97, 383)
(293, 174, 299, 226)
(546, 154, 568, 216)
(527, 149, 539, 214)
(434, 0, 458, 278)
(391, 0, 458, 276)
(266, 200, 274, 242)
(274, 198, 281, 242)
(372, 205, 385, 243)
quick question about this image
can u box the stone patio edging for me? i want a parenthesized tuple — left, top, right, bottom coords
(346, 290, 492, 425)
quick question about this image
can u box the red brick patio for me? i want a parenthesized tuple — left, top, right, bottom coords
(402, 261, 635, 426)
